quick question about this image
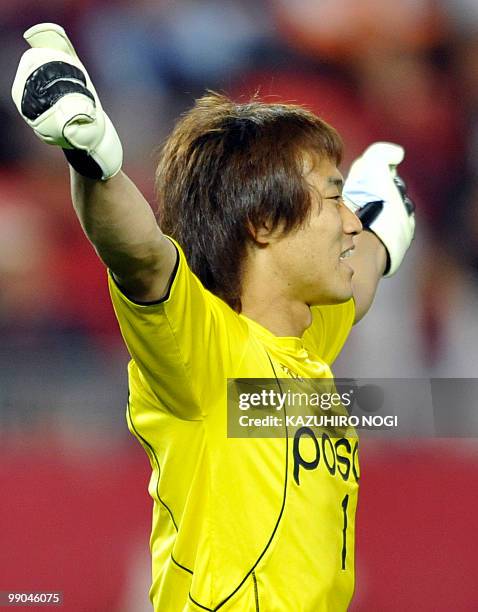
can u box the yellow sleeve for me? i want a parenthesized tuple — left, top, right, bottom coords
(108, 239, 249, 419)
(302, 299, 355, 366)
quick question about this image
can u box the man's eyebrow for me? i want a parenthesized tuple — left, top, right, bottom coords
(327, 177, 344, 189)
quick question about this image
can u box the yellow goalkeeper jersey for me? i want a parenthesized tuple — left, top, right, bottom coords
(108, 240, 358, 612)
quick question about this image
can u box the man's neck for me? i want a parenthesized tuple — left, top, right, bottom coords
(240, 293, 312, 338)
(240, 240, 314, 338)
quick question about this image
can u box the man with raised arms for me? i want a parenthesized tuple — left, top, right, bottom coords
(12, 23, 414, 611)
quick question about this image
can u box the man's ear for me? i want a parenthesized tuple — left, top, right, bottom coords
(246, 217, 274, 246)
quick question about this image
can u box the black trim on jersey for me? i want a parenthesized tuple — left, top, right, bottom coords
(252, 571, 260, 612)
(171, 553, 193, 575)
(126, 397, 180, 530)
(127, 396, 195, 575)
(127, 393, 198, 575)
(109, 239, 180, 306)
(189, 598, 213, 611)
(188, 350, 289, 611)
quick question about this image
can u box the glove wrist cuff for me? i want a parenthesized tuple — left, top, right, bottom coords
(63, 113, 122, 180)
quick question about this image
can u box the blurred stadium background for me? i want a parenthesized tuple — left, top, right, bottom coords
(2, 1, 478, 610)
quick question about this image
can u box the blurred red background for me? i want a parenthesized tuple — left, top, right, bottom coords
(2, 0, 478, 609)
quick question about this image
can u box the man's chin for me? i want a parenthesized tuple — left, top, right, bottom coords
(309, 289, 353, 307)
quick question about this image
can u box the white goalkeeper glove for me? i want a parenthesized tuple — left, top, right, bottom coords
(11, 22, 122, 180)
(343, 142, 415, 277)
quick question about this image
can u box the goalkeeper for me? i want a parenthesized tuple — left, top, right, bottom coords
(12, 24, 415, 611)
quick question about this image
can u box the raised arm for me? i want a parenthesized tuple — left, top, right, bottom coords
(349, 230, 387, 322)
(70, 170, 175, 302)
(12, 23, 176, 302)
(343, 142, 416, 323)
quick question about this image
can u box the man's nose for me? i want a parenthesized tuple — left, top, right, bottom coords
(341, 202, 363, 235)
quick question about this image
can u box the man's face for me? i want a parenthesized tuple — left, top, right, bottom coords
(268, 156, 362, 306)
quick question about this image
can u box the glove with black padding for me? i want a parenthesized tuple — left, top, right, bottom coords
(343, 142, 415, 277)
(12, 23, 122, 180)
